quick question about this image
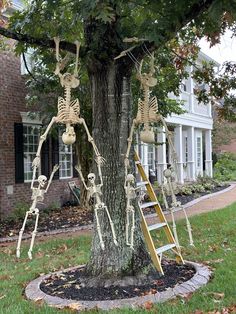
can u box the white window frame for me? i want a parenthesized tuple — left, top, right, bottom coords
(196, 137, 202, 168)
(147, 144, 155, 170)
(59, 131, 73, 179)
(23, 124, 41, 183)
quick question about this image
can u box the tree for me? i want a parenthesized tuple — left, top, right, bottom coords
(1, 0, 236, 285)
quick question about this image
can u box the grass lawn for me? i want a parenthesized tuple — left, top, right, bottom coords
(0, 203, 236, 314)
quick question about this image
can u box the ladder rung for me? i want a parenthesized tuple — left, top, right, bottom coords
(136, 181, 148, 187)
(156, 243, 176, 255)
(140, 201, 158, 209)
(148, 222, 167, 231)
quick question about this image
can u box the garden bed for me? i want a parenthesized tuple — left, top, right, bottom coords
(0, 182, 229, 239)
(40, 260, 195, 301)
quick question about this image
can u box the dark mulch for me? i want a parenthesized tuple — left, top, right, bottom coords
(0, 184, 230, 239)
(143, 184, 229, 215)
(40, 260, 195, 301)
(0, 206, 93, 238)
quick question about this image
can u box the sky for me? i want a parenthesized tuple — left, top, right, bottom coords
(199, 30, 236, 65)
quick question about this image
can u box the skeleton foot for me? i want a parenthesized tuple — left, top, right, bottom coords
(16, 249, 20, 258)
(28, 251, 32, 260)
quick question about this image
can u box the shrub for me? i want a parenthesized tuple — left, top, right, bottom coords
(214, 152, 236, 181)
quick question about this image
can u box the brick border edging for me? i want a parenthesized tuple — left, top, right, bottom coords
(1, 183, 235, 244)
(25, 261, 211, 311)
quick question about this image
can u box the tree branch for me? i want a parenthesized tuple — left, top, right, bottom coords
(127, 0, 216, 63)
(0, 25, 83, 54)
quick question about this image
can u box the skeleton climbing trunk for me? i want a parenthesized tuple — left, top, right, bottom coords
(85, 62, 151, 278)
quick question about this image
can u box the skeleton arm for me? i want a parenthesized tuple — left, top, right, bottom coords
(124, 119, 137, 175)
(32, 117, 57, 169)
(78, 118, 105, 166)
(75, 164, 89, 190)
(45, 164, 60, 193)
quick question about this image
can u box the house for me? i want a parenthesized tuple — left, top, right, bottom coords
(0, 2, 80, 216)
(138, 52, 219, 184)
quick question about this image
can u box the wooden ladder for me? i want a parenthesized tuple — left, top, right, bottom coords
(134, 150, 184, 275)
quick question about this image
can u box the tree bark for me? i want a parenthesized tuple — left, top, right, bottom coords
(85, 61, 151, 281)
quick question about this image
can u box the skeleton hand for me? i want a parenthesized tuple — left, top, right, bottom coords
(124, 158, 130, 168)
(32, 156, 40, 169)
(52, 164, 60, 173)
(95, 155, 106, 166)
(75, 164, 82, 174)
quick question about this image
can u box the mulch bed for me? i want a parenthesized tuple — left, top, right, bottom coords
(0, 184, 229, 239)
(0, 206, 93, 238)
(40, 260, 195, 301)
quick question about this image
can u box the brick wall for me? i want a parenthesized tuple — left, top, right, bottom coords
(0, 52, 79, 216)
(216, 140, 236, 154)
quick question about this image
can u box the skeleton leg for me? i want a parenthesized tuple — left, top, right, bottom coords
(94, 205, 105, 250)
(182, 207, 194, 246)
(104, 205, 118, 246)
(170, 207, 180, 249)
(28, 209, 39, 259)
(126, 206, 135, 249)
(125, 119, 136, 176)
(16, 211, 30, 258)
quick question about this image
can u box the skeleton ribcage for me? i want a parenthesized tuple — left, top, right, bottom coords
(136, 96, 159, 124)
(57, 97, 80, 124)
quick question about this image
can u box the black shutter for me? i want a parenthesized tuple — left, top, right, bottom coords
(41, 138, 50, 178)
(14, 123, 24, 183)
(72, 147, 77, 178)
(52, 132, 59, 180)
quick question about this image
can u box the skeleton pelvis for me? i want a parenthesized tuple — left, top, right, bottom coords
(140, 126, 155, 143)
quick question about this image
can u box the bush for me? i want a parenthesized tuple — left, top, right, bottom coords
(214, 152, 236, 181)
(6, 202, 28, 222)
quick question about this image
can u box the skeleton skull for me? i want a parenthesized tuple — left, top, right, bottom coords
(163, 168, 172, 179)
(88, 173, 96, 184)
(126, 174, 135, 183)
(60, 73, 80, 89)
(38, 175, 47, 187)
(62, 126, 76, 145)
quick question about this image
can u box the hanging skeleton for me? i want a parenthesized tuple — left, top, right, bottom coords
(75, 164, 118, 250)
(124, 54, 178, 176)
(32, 38, 104, 181)
(16, 165, 59, 259)
(162, 167, 194, 247)
(124, 173, 140, 249)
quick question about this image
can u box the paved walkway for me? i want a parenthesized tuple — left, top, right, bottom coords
(146, 183, 236, 225)
(1, 184, 236, 246)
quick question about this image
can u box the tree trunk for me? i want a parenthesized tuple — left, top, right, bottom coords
(85, 61, 152, 282)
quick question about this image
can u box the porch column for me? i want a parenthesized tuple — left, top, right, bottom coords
(156, 127, 167, 184)
(187, 126, 196, 180)
(205, 129, 213, 177)
(174, 125, 184, 183)
(142, 143, 149, 175)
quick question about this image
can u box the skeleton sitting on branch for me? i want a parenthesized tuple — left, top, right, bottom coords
(32, 37, 104, 182)
(16, 164, 59, 259)
(75, 163, 118, 250)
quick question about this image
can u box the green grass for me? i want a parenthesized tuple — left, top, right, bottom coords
(0, 204, 236, 314)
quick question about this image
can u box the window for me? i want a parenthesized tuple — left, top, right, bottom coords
(197, 137, 201, 168)
(23, 124, 41, 181)
(59, 132, 73, 179)
(185, 137, 188, 163)
(148, 144, 155, 169)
